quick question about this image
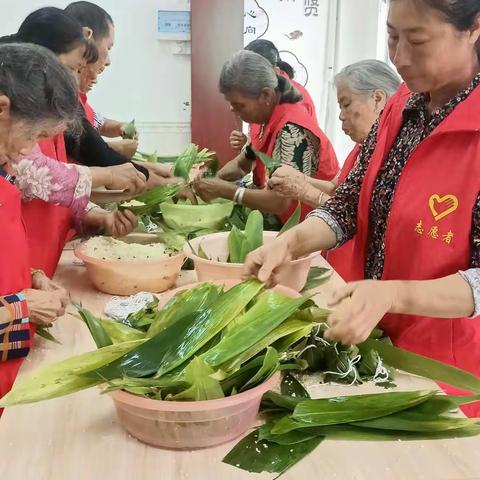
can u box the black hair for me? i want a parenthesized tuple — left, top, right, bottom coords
(245, 39, 280, 67)
(277, 75, 302, 104)
(65, 1, 114, 40)
(277, 60, 295, 79)
(0, 7, 98, 64)
(412, 0, 480, 30)
(0, 43, 80, 127)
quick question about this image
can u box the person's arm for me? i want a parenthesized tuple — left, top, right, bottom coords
(217, 150, 254, 181)
(193, 177, 291, 215)
(65, 114, 149, 179)
(12, 145, 91, 224)
(324, 273, 477, 345)
(99, 118, 127, 138)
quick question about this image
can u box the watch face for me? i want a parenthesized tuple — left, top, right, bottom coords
(279, 50, 309, 87)
(244, 0, 270, 45)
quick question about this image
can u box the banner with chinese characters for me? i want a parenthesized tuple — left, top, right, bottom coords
(243, 0, 334, 127)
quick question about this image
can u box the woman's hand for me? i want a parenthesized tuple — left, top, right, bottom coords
(192, 177, 228, 203)
(93, 163, 147, 194)
(268, 165, 309, 199)
(24, 288, 67, 326)
(325, 280, 398, 345)
(229, 130, 247, 150)
(138, 162, 184, 189)
(243, 237, 294, 287)
(84, 208, 138, 237)
(31, 270, 69, 308)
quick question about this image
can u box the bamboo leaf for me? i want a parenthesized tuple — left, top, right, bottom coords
(122, 119, 137, 139)
(201, 291, 308, 368)
(252, 148, 282, 170)
(76, 306, 113, 348)
(173, 144, 198, 181)
(223, 428, 323, 477)
(281, 373, 310, 399)
(278, 202, 301, 235)
(36, 326, 61, 344)
(0, 340, 145, 406)
(222, 319, 314, 372)
(360, 339, 480, 394)
(227, 225, 246, 263)
(147, 283, 221, 338)
(301, 267, 332, 292)
(241, 210, 264, 262)
(240, 347, 279, 391)
(272, 390, 436, 434)
(99, 319, 145, 343)
(169, 357, 224, 401)
(94, 280, 264, 380)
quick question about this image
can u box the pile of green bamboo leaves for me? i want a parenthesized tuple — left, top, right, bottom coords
(224, 350, 480, 478)
(0, 280, 329, 406)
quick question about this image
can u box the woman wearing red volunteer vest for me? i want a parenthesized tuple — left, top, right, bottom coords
(245, 0, 480, 416)
(268, 60, 400, 281)
(229, 39, 319, 156)
(192, 50, 339, 225)
(2, 7, 143, 277)
(0, 43, 81, 405)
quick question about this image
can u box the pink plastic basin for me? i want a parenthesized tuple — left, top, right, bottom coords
(111, 372, 279, 450)
(110, 280, 297, 449)
(186, 231, 319, 291)
(75, 234, 185, 295)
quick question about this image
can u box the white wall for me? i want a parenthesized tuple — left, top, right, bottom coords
(0, 0, 386, 160)
(324, 0, 385, 163)
(0, 0, 192, 155)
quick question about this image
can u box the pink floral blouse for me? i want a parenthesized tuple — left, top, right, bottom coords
(11, 144, 92, 225)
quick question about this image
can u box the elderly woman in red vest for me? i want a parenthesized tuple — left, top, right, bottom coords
(0, 43, 81, 404)
(193, 50, 339, 225)
(268, 60, 400, 280)
(245, 0, 480, 416)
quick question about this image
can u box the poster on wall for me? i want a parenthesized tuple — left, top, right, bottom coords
(243, 0, 332, 122)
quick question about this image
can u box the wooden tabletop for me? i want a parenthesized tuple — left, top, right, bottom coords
(1, 250, 479, 480)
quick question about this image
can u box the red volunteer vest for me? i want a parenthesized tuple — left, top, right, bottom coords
(79, 92, 95, 126)
(21, 136, 73, 278)
(351, 83, 480, 416)
(0, 175, 32, 403)
(278, 70, 319, 125)
(326, 144, 361, 282)
(250, 102, 339, 223)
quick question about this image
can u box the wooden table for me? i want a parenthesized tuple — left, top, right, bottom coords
(1, 251, 480, 480)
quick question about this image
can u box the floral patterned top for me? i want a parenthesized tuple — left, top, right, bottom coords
(272, 122, 320, 176)
(11, 144, 92, 226)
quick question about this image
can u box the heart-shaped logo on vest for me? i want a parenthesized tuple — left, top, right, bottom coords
(428, 194, 459, 221)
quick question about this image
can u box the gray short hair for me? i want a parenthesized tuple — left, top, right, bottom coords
(219, 50, 278, 96)
(334, 59, 400, 98)
(219, 50, 302, 104)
